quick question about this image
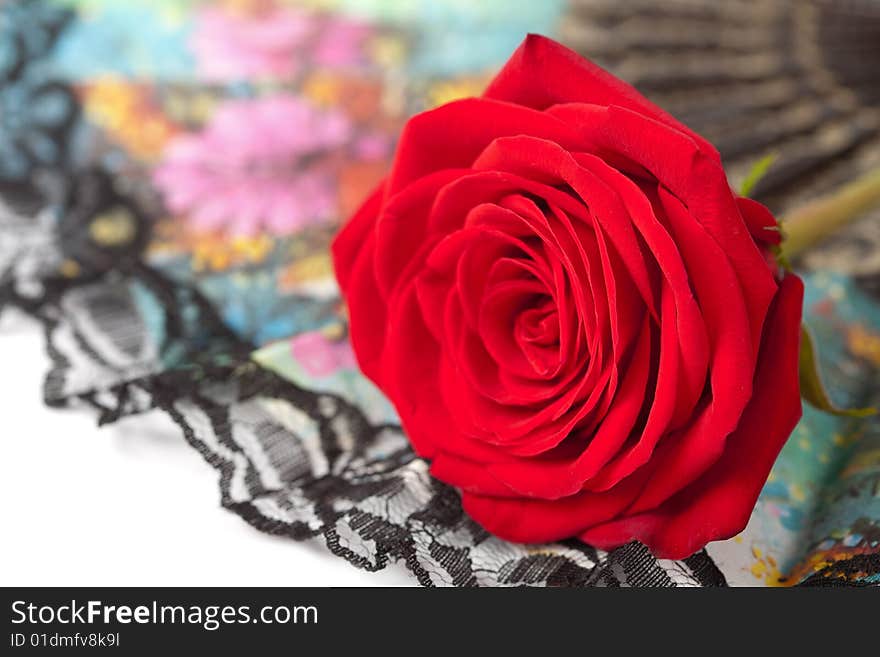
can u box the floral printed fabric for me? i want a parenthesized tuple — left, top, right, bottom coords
(0, 0, 878, 585)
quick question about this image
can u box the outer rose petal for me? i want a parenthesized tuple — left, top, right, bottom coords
(484, 34, 719, 158)
(332, 183, 384, 291)
(374, 169, 469, 298)
(385, 97, 584, 196)
(342, 231, 387, 385)
(579, 273, 803, 559)
(461, 465, 651, 543)
(737, 196, 782, 246)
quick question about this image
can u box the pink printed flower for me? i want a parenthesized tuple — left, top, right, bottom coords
(154, 95, 351, 235)
(191, 3, 371, 81)
(290, 331, 357, 378)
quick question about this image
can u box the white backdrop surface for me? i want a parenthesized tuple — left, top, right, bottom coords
(0, 312, 413, 586)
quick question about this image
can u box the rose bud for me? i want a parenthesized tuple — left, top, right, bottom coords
(332, 35, 803, 559)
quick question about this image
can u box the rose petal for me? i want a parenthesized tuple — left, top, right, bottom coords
(461, 463, 650, 543)
(332, 182, 384, 291)
(386, 97, 583, 196)
(579, 273, 803, 559)
(483, 34, 719, 157)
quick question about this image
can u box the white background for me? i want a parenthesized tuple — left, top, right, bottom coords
(0, 311, 414, 586)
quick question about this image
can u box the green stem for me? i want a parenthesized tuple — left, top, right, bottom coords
(780, 167, 880, 259)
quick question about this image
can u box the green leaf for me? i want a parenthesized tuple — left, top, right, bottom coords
(739, 152, 777, 198)
(799, 324, 876, 418)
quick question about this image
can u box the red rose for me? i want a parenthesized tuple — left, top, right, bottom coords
(332, 35, 803, 559)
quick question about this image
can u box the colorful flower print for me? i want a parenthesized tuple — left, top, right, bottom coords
(191, 3, 371, 81)
(153, 94, 352, 235)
